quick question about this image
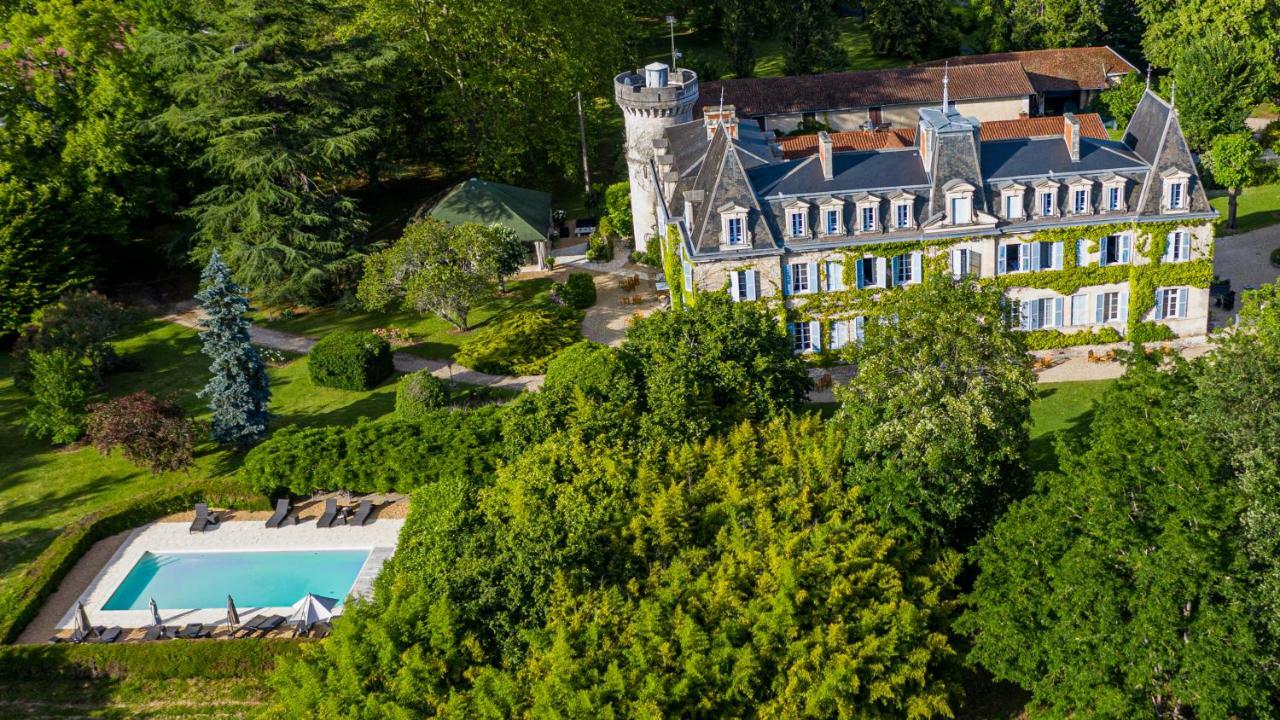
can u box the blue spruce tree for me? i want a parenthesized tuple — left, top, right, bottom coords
(196, 252, 271, 445)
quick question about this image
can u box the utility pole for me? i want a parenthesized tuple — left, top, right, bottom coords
(666, 15, 677, 69)
(576, 91, 590, 195)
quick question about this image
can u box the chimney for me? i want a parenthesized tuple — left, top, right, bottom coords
(704, 104, 739, 140)
(1064, 113, 1081, 163)
(817, 131, 833, 180)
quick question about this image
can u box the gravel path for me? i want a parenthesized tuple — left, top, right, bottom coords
(16, 530, 131, 645)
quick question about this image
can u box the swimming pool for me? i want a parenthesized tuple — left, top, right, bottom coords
(102, 549, 370, 610)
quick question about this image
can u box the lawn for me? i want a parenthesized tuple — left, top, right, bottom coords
(1029, 379, 1113, 473)
(636, 16, 907, 80)
(1209, 182, 1280, 236)
(0, 318, 408, 606)
(253, 276, 557, 362)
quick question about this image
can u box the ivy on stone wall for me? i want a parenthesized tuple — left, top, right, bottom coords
(664, 224, 685, 311)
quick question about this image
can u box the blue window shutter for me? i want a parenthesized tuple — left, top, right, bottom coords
(889, 256, 899, 287)
(746, 271, 757, 300)
(1095, 293, 1105, 324)
(1053, 297, 1064, 327)
(807, 262, 818, 294)
(1098, 236, 1109, 267)
(910, 252, 922, 284)
(1180, 232, 1191, 261)
(1020, 246, 1032, 272)
(1077, 239, 1087, 267)
(1153, 290, 1164, 320)
(1120, 235, 1131, 264)
(997, 246, 1007, 274)
(1119, 290, 1129, 322)
(786, 322, 796, 344)
(876, 257, 888, 287)
(1177, 288, 1188, 318)
(1163, 232, 1174, 261)
(810, 321, 822, 351)
(854, 316, 866, 342)
(729, 270, 739, 300)
(782, 263, 791, 296)
(1052, 242, 1063, 270)
(831, 321, 845, 349)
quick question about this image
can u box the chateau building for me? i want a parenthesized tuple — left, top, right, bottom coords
(615, 61, 1215, 350)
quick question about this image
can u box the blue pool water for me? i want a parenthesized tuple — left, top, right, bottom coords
(103, 550, 370, 610)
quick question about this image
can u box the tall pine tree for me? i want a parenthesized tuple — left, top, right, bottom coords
(783, 0, 846, 75)
(147, 0, 393, 305)
(196, 252, 270, 446)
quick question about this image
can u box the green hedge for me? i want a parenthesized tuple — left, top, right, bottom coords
(0, 480, 266, 645)
(455, 308, 582, 375)
(1128, 321, 1178, 344)
(395, 370, 449, 420)
(241, 410, 505, 495)
(554, 272, 597, 309)
(0, 639, 302, 679)
(308, 330, 394, 390)
(1024, 326, 1124, 350)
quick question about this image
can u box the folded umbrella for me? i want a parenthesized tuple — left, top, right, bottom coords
(226, 595, 240, 629)
(149, 598, 163, 628)
(286, 593, 338, 632)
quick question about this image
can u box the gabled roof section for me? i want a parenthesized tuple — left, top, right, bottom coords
(697, 62, 1034, 118)
(686, 126, 777, 252)
(1133, 94, 1214, 216)
(922, 46, 1138, 93)
(426, 178, 551, 243)
(1121, 90, 1171, 164)
(979, 113, 1108, 141)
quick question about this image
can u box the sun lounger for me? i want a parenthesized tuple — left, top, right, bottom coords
(189, 503, 219, 533)
(266, 498, 291, 528)
(350, 500, 373, 527)
(310, 621, 331, 638)
(143, 625, 169, 641)
(177, 623, 211, 639)
(318, 499, 347, 528)
(257, 615, 285, 633)
(89, 626, 122, 643)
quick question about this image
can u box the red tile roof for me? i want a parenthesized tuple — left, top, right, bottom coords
(697, 62, 1035, 118)
(779, 113, 1109, 159)
(921, 47, 1138, 93)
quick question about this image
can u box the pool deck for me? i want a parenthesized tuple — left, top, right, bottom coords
(54, 519, 404, 633)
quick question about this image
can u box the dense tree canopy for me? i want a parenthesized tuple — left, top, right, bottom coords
(866, 0, 958, 62)
(1171, 29, 1271, 150)
(837, 273, 1034, 546)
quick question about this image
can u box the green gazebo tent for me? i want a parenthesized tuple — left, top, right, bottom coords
(424, 178, 552, 243)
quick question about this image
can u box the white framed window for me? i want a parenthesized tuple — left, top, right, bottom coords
(1095, 291, 1124, 323)
(894, 202, 911, 228)
(788, 262, 811, 294)
(728, 269, 757, 302)
(830, 317, 866, 349)
(790, 320, 819, 353)
(1155, 287, 1189, 320)
(1034, 241, 1062, 271)
(854, 256, 881, 289)
(860, 205, 876, 232)
(824, 260, 844, 291)
(1164, 230, 1191, 262)
(1071, 293, 1089, 326)
(726, 216, 744, 245)
(789, 210, 806, 238)
(951, 248, 979, 279)
(1098, 234, 1131, 267)
(998, 243, 1029, 274)
(1020, 297, 1064, 330)
(1168, 182, 1185, 210)
(1004, 193, 1022, 219)
(1072, 188, 1089, 214)
(1038, 191, 1055, 216)
(949, 195, 972, 225)
(890, 252, 921, 286)
(824, 208, 840, 236)
(1105, 184, 1124, 211)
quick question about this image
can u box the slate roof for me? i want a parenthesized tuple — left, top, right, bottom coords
(697, 62, 1034, 118)
(751, 149, 929, 197)
(981, 136, 1147, 179)
(425, 178, 551, 243)
(1122, 90, 1171, 164)
(1127, 91, 1214, 215)
(921, 47, 1138, 93)
(679, 128, 778, 253)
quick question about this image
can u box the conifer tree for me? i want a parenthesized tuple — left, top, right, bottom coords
(195, 252, 270, 446)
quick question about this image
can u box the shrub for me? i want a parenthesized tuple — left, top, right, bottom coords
(396, 370, 449, 420)
(455, 308, 582, 375)
(629, 242, 662, 267)
(11, 291, 135, 391)
(543, 341, 638, 404)
(1128, 321, 1178, 345)
(1023, 326, 1124, 350)
(603, 181, 632, 235)
(308, 330, 394, 390)
(240, 409, 504, 496)
(0, 639, 302, 679)
(553, 272, 597, 309)
(24, 349, 92, 444)
(1271, 248, 1280, 267)
(86, 392, 202, 474)
(585, 218, 615, 262)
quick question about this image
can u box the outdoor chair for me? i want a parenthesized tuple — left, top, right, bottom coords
(89, 626, 122, 643)
(142, 625, 170, 641)
(189, 503, 219, 533)
(317, 499, 342, 528)
(350, 499, 373, 527)
(177, 623, 211, 639)
(266, 498, 292, 528)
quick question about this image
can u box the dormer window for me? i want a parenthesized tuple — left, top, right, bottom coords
(888, 192, 915, 229)
(943, 181, 975, 226)
(1038, 190, 1055, 216)
(1161, 169, 1191, 212)
(785, 201, 810, 238)
(718, 203, 749, 249)
(999, 186, 1025, 220)
(1102, 178, 1126, 212)
(852, 194, 880, 234)
(818, 198, 844, 236)
(1071, 186, 1090, 214)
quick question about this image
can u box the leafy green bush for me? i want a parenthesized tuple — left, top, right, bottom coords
(240, 410, 504, 495)
(0, 639, 302, 679)
(0, 479, 265, 644)
(603, 181, 631, 236)
(23, 349, 92, 444)
(1024, 327, 1123, 350)
(585, 218, 615, 262)
(543, 341, 638, 404)
(1128, 321, 1178, 345)
(396, 370, 449, 420)
(629, 243, 662, 267)
(308, 330, 394, 390)
(552, 272, 597, 309)
(455, 308, 582, 375)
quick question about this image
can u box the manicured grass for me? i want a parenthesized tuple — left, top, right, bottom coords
(636, 16, 907, 80)
(1028, 379, 1114, 473)
(0, 319, 407, 605)
(253, 276, 557, 362)
(1209, 182, 1280, 236)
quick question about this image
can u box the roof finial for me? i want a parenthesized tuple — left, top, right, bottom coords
(719, 86, 725, 118)
(1170, 80, 1176, 110)
(942, 61, 950, 112)
(1145, 65, 1151, 90)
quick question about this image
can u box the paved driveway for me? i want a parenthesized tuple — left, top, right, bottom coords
(1211, 224, 1280, 328)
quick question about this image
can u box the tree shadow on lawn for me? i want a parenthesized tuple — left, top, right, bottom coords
(1028, 386, 1098, 475)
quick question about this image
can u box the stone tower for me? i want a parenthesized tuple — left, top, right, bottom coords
(614, 62, 698, 251)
